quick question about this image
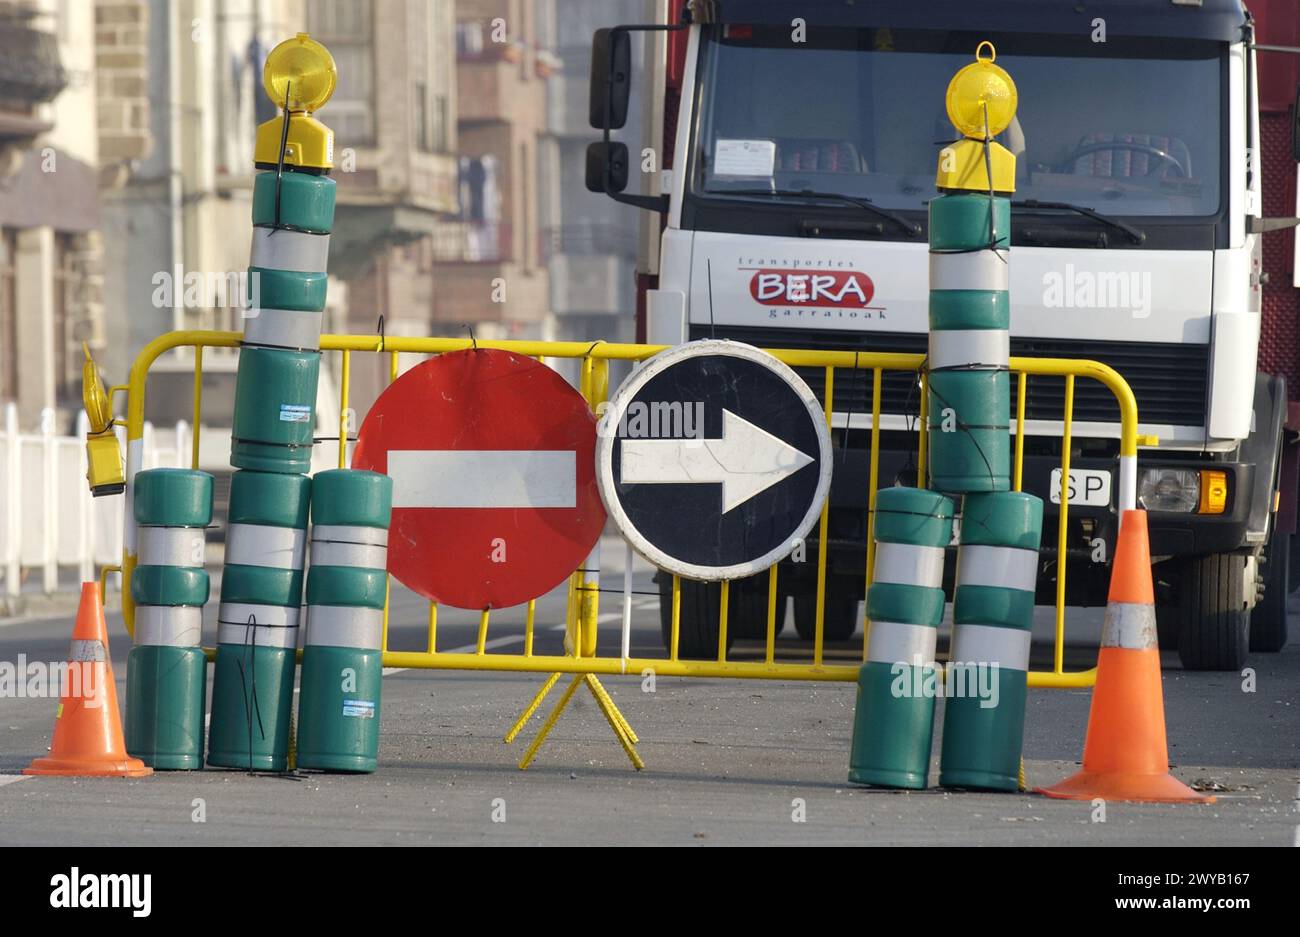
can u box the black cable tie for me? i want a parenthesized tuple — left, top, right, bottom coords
(231, 436, 314, 451)
(239, 339, 320, 353)
(926, 380, 1002, 486)
(927, 363, 1011, 374)
(272, 82, 292, 233)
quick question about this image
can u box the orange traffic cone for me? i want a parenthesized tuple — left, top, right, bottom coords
(24, 582, 151, 777)
(1038, 510, 1211, 803)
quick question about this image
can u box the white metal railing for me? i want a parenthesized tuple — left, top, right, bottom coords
(0, 402, 191, 600)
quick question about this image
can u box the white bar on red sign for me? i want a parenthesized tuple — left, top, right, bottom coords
(387, 450, 577, 509)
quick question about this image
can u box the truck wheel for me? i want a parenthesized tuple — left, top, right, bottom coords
(656, 574, 772, 658)
(1290, 533, 1300, 594)
(792, 587, 859, 642)
(728, 576, 782, 640)
(1176, 554, 1251, 672)
(1153, 561, 1181, 651)
(1250, 530, 1290, 653)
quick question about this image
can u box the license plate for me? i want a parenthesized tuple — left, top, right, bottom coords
(1049, 468, 1112, 507)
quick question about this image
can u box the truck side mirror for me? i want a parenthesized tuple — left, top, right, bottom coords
(586, 141, 629, 194)
(589, 28, 632, 131)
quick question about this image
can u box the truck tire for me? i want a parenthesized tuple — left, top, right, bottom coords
(792, 586, 859, 642)
(1290, 533, 1300, 594)
(1153, 561, 1180, 651)
(727, 576, 783, 640)
(1176, 553, 1251, 672)
(1250, 529, 1290, 653)
(656, 574, 772, 658)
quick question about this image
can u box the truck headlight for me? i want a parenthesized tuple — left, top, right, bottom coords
(1139, 468, 1199, 513)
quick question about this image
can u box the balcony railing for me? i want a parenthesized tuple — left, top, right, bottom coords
(432, 221, 513, 264)
(539, 224, 638, 264)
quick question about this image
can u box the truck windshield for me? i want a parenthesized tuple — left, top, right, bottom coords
(692, 27, 1223, 219)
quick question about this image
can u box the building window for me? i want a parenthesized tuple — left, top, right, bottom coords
(414, 80, 428, 152)
(52, 233, 73, 402)
(520, 141, 533, 271)
(306, 0, 375, 145)
(418, 0, 453, 154)
(0, 229, 16, 402)
(432, 94, 449, 152)
(432, 157, 505, 262)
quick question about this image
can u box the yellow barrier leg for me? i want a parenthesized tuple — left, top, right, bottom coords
(580, 577, 599, 657)
(518, 674, 584, 770)
(584, 675, 645, 771)
(585, 674, 640, 745)
(563, 574, 580, 657)
(504, 672, 562, 744)
(1018, 756, 1027, 793)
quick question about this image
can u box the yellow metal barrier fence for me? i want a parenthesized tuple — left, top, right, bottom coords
(116, 331, 1142, 763)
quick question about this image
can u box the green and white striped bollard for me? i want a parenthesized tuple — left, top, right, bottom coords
(927, 192, 1011, 494)
(207, 470, 311, 771)
(231, 169, 334, 475)
(939, 491, 1043, 791)
(849, 487, 955, 789)
(125, 469, 212, 770)
(297, 470, 393, 773)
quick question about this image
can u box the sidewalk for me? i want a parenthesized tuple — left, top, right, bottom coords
(0, 586, 120, 624)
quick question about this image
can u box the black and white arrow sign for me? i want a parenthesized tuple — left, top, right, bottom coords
(596, 340, 832, 580)
(621, 408, 815, 513)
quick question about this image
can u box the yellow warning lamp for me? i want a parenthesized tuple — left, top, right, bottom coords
(81, 343, 125, 497)
(254, 33, 337, 171)
(936, 41, 1019, 195)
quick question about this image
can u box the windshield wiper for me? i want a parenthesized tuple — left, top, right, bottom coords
(713, 188, 923, 238)
(1012, 199, 1146, 245)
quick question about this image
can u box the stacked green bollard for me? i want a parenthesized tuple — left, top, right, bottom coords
(232, 169, 334, 475)
(297, 470, 393, 773)
(940, 491, 1043, 790)
(849, 44, 1028, 792)
(927, 193, 1011, 494)
(207, 471, 311, 771)
(125, 469, 213, 770)
(849, 487, 955, 789)
(209, 43, 337, 770)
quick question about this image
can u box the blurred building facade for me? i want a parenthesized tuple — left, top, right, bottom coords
(97, 0, 310, 438)
(431, 0, 560, 342)
(543, 0, 644, 347)
(1, 0, 650, 437)
(0, 0, 104, 429)
(311, 0, 460, 417)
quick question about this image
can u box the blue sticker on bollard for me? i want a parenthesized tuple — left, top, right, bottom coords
(342, 700, 375, 718)
(279, 404, 312, 423)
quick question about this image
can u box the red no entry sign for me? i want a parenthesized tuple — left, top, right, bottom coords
(352, 349, 605, 610)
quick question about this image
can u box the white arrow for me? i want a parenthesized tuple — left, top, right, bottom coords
(620, 409, 814, 514)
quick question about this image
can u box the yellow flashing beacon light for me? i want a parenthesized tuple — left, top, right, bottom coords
(82, 342, 125, 497)
(936, 41, 1018, 195)
(254, 32, 337, 171)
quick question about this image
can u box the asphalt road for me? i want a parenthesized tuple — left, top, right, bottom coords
(1, 537, 1296, 846)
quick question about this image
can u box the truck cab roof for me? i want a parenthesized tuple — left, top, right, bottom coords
(687, 0, 1249, 43)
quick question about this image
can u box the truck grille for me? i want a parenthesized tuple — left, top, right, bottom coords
(689, 326, 1209, 428)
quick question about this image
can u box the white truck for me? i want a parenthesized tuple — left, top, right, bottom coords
(587, 0, 1300, 670)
